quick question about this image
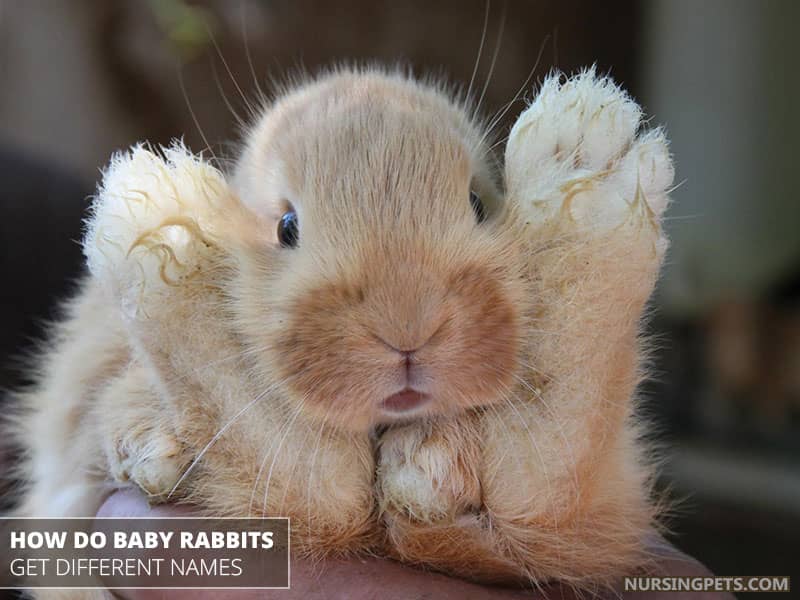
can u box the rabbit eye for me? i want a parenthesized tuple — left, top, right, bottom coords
(277, 210, 299, 248)
(469, 190, 487, 224)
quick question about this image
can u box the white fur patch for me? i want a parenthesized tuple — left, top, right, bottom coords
(505, 68, 674, 234)
(83, 141, 231, 318)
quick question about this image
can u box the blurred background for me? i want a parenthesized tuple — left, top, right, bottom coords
(1, 0, 798, 594)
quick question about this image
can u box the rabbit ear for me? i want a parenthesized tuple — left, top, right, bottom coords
(84, 141, 250, 317)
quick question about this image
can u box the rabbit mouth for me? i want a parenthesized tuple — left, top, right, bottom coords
(380, 388, 430, 416)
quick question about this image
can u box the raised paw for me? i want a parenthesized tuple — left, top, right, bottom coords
(505, 68, 674, 242)
(83, 142, 237, 319)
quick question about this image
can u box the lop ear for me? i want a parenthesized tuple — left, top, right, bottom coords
(83, 141, 257, 317)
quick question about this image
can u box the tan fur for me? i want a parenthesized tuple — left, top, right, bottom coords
(8, 66, 674, 596)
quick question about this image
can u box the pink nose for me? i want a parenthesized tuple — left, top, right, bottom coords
(380, 389, 429, 413)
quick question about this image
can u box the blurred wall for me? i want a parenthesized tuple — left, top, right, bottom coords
(642, 0, 800, 315)
(0, 0, 640, 180)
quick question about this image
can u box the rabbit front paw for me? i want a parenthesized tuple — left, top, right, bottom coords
(506, 68, 674, 256)
(101, 367, 189, 501)
(109, 427, 186, 501)
(376, 418, 482, 524)
(84, 142, 233, 319)
(376, 418, 524, 582)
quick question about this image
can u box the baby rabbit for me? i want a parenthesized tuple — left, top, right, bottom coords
(9, 66, 673, 592)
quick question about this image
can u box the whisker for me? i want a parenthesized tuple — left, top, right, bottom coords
(209, 57, 247, 130)
(275, 398, 328, 516)
(168, 382, 276, 498)
(261, 395, 309, 515)
(497, 392, 557, 527)
(248, 431, 273, 518)
(466, 0, 491, 103)
(164, 344, 268, 387)
(475, 1, 506, 117)
(302, 403, 339, 536)
(478, 33, 551, 150)
(508, 370, 581, 507)
(469, 391, 522, 489)
(239, 2, 267, 109)
(203, 18, 258, 121)
(177, 65, 216, 160)
(248, 393, 306, 516)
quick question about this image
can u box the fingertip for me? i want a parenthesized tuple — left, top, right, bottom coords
(96, 488, 193, 518)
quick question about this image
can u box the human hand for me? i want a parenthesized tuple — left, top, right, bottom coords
(99, 489, 727, 600)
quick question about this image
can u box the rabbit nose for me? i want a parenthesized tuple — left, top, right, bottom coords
(375, 336, 423, 356)
(371, 309, 448, 357)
